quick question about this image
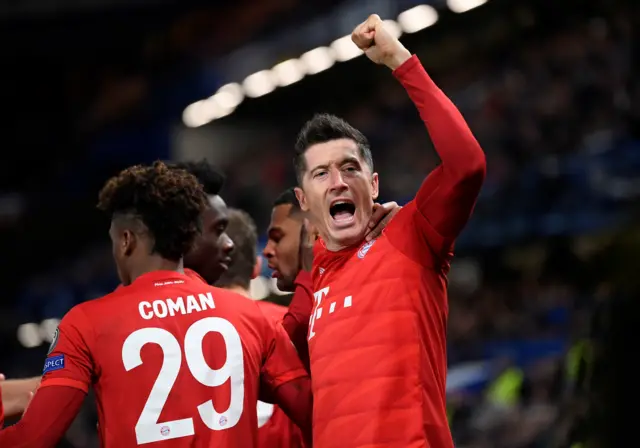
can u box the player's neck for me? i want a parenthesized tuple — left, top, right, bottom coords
(223, 285, 251, 299)
(130, 257, 184, 283)
(322, 236, 362, 252)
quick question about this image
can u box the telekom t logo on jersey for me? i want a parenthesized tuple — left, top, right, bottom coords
(308, 286, 353, 341)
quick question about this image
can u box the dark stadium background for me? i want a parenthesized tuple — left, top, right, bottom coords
(1, 0, 637, 446)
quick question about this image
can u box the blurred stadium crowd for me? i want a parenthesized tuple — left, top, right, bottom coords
(1, 0, 637, 446)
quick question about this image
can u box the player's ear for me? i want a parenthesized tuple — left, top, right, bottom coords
(252, 256, 263, 279)
(370, 172, 379, 200)
(122, 229, 136, 257)
(294, 187, 309, 212)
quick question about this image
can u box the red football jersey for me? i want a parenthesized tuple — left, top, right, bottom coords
(39, 270, 307, 447)
(309, 203, 453, 448)
(0, 382, 4, 427)
(186, 267, 306, 448)
(255, 300, 306, 448)
(307, 55, 485, 448)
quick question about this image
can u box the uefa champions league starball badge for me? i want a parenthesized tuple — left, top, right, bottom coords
(47, 328, 60, 355)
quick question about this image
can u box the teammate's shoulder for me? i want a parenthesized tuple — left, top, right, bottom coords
(255, 300, 287, 321)
(209, 287, 261, 311)
(183, 268, 208, 284)
(208, 288, 276, 333)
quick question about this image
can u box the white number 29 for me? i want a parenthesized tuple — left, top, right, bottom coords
(122, 317, 245, 445)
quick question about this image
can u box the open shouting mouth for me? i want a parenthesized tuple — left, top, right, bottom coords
(329, 198, 356, 228)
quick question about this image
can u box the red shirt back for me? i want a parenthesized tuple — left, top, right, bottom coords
(309, 201, 454, 448)
(39, 270, 306, 447)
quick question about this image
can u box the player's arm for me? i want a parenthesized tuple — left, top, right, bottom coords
(281, 270, 313, 372)
(261, 321, 312, 445)
(282, 219, 316, 372)
(0, 375, 41, 420)
(272, 376, 312, 444)
(353, 15, 486, 254)
(0, 386, 85, 447)
(0, 306, 93, 445)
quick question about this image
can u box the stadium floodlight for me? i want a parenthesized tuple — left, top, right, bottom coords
(398, 5, 439, 33)
(330, 35, 363, 62)
(383, 19, 403, 40)
(300, 46, 336, 75)
(243, 69, 276, 98)
(40, 318, 60, 343)
(181, 5, 454, 123)
(447, 0, 488, 14)
(201, 97, 236, 120)
(17, 322, 42, 348)
(271, 58, 306, 87)
(182, 100, 210, 128)
(182, 96, 235, 127)
(214, 83, 244, 109)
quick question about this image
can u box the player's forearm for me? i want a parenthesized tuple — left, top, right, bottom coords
(274, 377, 313, 446)
(393, 55, 486, 180)
(282, 271, 313, 372)
(0, 376, 41, 419)
(0, 385, 84, 447)
(394, 55, 485, 238)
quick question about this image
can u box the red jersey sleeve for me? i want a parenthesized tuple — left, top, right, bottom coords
(0, 385, 85, 447)
(39, 305, 95, 394)
(0, 382, 4, 427)
(393, 55, 486, 258)
(281, 271, 313, 372)
(261, 320, 309, 393)
(271, 376, 312, 446)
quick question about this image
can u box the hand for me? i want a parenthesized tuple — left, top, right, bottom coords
(298, 218, 318, 273)
(351, 14, 412, 70)
(0, 375, 41, 418)
(365, 202, 401, 242)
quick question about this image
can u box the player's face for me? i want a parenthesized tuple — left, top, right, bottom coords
(296, 139, 378, 250)
(263, 204, 302, 292)
(184, 195, 234, 285)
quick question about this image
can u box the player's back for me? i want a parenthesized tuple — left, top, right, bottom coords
(79, 270, 280, 447)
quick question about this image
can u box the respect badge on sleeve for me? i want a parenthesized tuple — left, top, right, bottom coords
(43, 354, 65, 374)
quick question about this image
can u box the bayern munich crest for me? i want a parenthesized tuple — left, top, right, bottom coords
(357, 239, 376, 259)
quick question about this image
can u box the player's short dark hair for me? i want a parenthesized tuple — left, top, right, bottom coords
(216, 208, 258, 290)
(170, 159, 225, 196)
(97, 161, 208, 261)
(273, 187, 303, 216)
(294, 113, 373, 185)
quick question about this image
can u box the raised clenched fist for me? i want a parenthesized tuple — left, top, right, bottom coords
(351, 14, 412, 70)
